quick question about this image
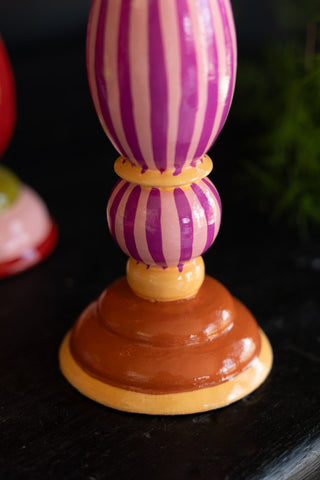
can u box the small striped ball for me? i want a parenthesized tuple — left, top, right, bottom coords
(87, 0, 237, 174)
(107, 178, 221, 268)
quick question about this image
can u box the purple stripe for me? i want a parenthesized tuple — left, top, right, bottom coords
(123, 185, 142, 261)
(118, 0, 147, 170)
(174, 188, 193, 264)
(175, 0, 199, 174)
(149, 1, 169, 172)
(191, 183, 215, 254)
(202, 178, 221, 212)
(94, 1, 126, 157)
(216, 0, 236, 137)
(108, 181, 129, 239)
(146, 188, 166, 265)
(194, 0, 219, 158)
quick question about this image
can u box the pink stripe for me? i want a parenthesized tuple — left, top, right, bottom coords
(183, 187, 208, 259)
(107, 179, 125, 207)
(158, 0, 181, 172)
(204, 0, 229, 153)
(93, 0, 126, 156)
(104, 0, 134, 160)
(191, 182, 216, 255)
(123, 185, 142, 261)
(202, 178, 222, 224)
(107, 181, 128, 239)
(160, 191, 181, 267)
(174, 187, 194, 265)
(146, 188, 166, 265)
(133, 188, 154, 266)
(193, 0, 219, 159)
(129, 5, 156, 170)
(185, 0, 210, 163)
(216, 0, 236, 136)
(114, 182, 135, 257)
(118, 0, 147, 169)
(174, 0, 199, 174)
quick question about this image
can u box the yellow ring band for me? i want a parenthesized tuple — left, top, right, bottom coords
(114, 155, 213, 188)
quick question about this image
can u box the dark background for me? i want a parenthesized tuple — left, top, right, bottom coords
(0, 0, 274, 48)
(1, 1, 320, 479)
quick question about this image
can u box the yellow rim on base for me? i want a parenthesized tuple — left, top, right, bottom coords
(59, 329, 273, 415)
(114, 155, 213, 188)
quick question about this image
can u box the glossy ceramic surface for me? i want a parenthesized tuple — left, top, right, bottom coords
(87, 0, 236, 173)
(107, 176, 221, 268)
(60, 327, 272, 415)
(114, 154, 213, 188)
(70, 276, 261, 394)
(60, 0, 272, 414)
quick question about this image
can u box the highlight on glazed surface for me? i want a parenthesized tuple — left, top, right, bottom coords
(87, 0, 237, 173)
(59, 0, 272, 415)
(60, 327, 272, 415)
(107, 176, 221, 268)
(69, 276, 262, 394)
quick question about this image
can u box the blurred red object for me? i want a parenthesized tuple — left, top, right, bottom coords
(0, 36, 16, 157)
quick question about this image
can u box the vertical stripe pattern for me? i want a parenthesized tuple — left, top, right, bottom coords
(123, 185, 143, 261)
(174, 0, 198, 174)
(174, 188, 194, 265)
(118, 0, 147, 169)
(146, 189, 166, 265)
(91, 0, 125, 157)
(191, 183, 216, 254)
(107, 178, 221, 268)
(87, 0, 237, 172)
(149, 1, 168, 172)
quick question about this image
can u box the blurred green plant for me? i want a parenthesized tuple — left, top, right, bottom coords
(235, 17, 320, 237)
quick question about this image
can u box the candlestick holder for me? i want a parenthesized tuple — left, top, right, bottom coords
(0, 37, 57, 279)
(60, 0, 272, 414)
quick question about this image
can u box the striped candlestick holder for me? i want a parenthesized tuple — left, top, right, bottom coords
(59, 0, 273, 414)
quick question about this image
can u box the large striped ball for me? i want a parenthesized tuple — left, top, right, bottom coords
(87, 0, 237, 174)
(107, 178, 221, 268)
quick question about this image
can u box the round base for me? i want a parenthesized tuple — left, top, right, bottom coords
(60, 329, 272, 415)
(59, 275, 272, 415)
(0, 220, 58, 279)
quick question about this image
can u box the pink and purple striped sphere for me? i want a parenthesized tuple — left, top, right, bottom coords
(87, 0, 237, 174)
(107, 178, 221, 268)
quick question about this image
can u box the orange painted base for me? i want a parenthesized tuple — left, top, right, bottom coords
(59, 276, 273, 414)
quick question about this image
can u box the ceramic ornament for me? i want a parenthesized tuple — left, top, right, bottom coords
(60, 0, 272, 415)
(0, 37, 57, 278)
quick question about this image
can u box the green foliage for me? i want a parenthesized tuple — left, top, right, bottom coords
(235, 27, 320, 236)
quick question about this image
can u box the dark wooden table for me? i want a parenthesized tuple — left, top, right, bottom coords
(1, 36, 319, 480)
